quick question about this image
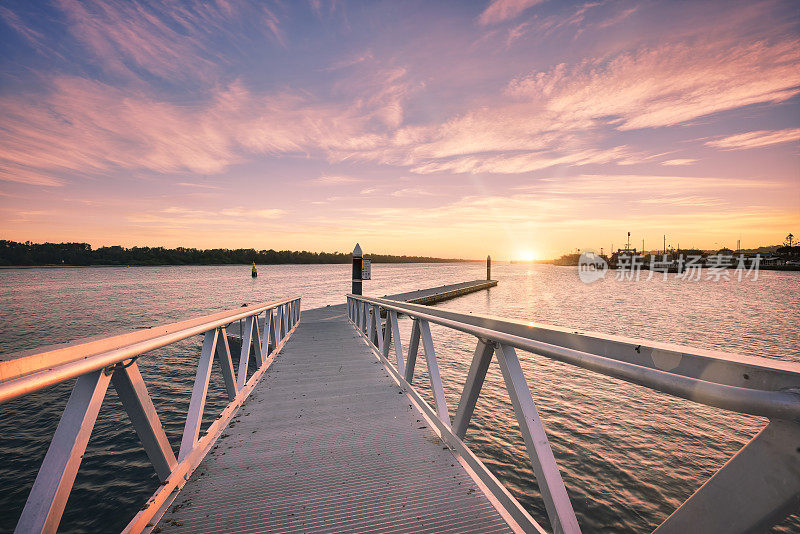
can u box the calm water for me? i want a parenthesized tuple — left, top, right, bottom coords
(0, 263, 798, 533)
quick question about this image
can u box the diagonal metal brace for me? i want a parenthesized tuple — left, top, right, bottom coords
(654, 418, 800, 534)
(111, 361, 177, 481)
(15, 370, 111, 534)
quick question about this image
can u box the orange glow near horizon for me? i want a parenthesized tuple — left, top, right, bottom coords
(514, 250, 540, 263)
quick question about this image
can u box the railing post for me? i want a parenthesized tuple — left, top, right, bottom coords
(382, 310, 392, 358)
(237, 316, 255, 389)
(216, 327, 238, 401)
(418, 319, 450, 426)
(275, 305, 284, 342)
(260, 313, 272, 361)
(111, 361, 178, 481)
(270, 308, 279, 350)
(15, 370, 111, 534)
(453, 338, 494, 439)
(405, 319, 421, 383)
(179, 329, 218, 461)
(251, 315, 263, 366)
(494, 343, 580, 534)
(373, 305, 384, 354)
(361, 301, 368, 332)
(389, 310, 405, 377)
(367, 305, 377, 346)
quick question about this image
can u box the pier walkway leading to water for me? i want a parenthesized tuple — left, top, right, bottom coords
(156, 304, 519, 534)
(2, 278, 799, 534)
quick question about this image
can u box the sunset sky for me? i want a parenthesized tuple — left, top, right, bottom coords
(0, 0, 798, 260)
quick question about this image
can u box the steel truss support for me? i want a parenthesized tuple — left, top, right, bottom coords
(494, 344, 580, 534)
(405, 319, 421, 383)
(654, 418, 800, 533)
(236, 316, 256, 389)
(270, 309, 279, 350)
(453, 339, 494, 439)
(217, 327, 238, 401)
(15, 370, 111, 534)
(260, 313, 272, 364)
(10, 298, 301, 534)
(372, 305, 384, 355)
(418, 319, 450, 426)
(112, 361, 177, 481)
(388, 310, 405, 377)
(179, 329, 218, 462)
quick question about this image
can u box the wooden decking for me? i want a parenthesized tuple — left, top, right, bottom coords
(156, 285, 516, 533)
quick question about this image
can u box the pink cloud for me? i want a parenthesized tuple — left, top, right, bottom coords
(52, 0, 287, 82)
(705, 128, 800, 150)
(0, 6, 46, 50)
(311, 175, 362, 185)
(0, 72, 405, 185)
(478, 0, 546, 26)
(55, 0, 216, 81)
(410, 147, 633, 175)
(507, 38, 800, 130)
(661, 159, 697, 166)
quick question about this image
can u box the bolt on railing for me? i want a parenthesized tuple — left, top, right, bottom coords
(0, 297, 301, 534)
(346, 294, 800, 534)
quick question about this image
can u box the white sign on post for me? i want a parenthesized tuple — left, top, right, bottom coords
(361, 259, 371, 280)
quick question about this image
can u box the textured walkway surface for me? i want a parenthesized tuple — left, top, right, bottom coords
(157, 305, 513, 533)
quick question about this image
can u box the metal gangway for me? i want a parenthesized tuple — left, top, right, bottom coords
(0, 283, 798, 533)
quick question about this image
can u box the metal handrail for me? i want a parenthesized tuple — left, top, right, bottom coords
(0, 298, 298, 403)
(350, 295, 800, 421)
(3, 297, 301, 534)
(346, 294, 800, 534)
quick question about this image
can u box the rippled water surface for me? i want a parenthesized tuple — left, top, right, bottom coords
(0, 263, 798, 533)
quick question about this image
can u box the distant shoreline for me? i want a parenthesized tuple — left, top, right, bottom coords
(0, 260, 480, 269)
(0, 239, 477, 267)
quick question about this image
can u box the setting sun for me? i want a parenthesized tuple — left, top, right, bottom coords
(516, 250, 539, 262)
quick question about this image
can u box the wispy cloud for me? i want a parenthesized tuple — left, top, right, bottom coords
(176, 182, 221, 189)
(478, 0, 546, 26)
(390, 187, 436, 197)
(55, 0, 218, 82)
(705, 128, 800, 150)
(507, 38, 800, 131)
(0, 6, 46, 50)
(311, 175, 362, 185)
(410, 146, 633, 174)
(661, 159, 697, 166)
(0, 76, 387, 185)
(131, 206, 286, 226)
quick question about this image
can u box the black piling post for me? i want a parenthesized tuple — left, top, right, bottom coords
(487, 255, 491, 280)
(352, 243, 363, 295)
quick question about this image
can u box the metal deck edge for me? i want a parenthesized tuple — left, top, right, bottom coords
(349, 316, 546, 534)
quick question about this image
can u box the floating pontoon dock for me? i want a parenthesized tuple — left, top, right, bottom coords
(1, 279, 798, 534)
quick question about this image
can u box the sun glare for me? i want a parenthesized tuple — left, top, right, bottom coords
(517, 250, 538, 262)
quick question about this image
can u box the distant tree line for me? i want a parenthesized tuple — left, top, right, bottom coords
(0, 240, 471, 266)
